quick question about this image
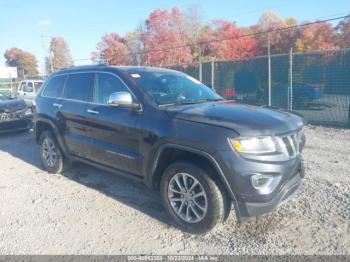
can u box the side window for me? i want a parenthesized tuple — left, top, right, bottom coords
(94, 73, 128, 104)
(23, 82, 34, 92)
(19, 82, 26, 91)
(42, 75, 67, 98)
(63, 73, 94, 102)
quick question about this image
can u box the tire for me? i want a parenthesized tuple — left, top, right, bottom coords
(39, 130, 71, 174)
(160, 161, 229, 234)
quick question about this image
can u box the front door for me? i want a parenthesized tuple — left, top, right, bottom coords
(84, 72, 143, 176)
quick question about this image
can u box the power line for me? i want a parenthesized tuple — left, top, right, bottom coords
(136, 14, 350, 55)
(72, 13, 350, 63)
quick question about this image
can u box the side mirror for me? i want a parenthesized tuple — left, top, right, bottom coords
(108, 92, 141, 110)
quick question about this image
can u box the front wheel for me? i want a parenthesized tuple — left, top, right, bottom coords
(160, 161, 229, 234)
(39, 131, 70, 174)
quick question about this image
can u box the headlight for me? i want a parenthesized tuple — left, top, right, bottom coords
(24, 108, 33, 116)
(229, 136, 276, 154)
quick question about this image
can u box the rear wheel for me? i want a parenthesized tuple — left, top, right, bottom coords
(39, 131, 70, 174)
(160, 161, 229, 234)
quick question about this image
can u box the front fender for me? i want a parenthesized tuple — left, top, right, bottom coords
(146, 142, 237, 203)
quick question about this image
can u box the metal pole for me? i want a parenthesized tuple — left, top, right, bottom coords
(211, 58, 215, 90)
(348, 104, 350, 127)
(267, 34, 271, 106)
(41, 35, 54, 73)
(289, 48, 293, 110)
(199, 45, 202, 82)
(10, 77, 13, 98)
(49, 50, 54, 73)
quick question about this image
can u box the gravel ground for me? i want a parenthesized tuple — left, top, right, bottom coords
(0, 125, 349, 255)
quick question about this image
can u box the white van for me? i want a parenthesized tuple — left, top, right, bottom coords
(17, 80, 44, 107)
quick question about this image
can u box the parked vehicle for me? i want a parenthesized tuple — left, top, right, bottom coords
(17, 79, 44, 108)
(216, 87, 237, 99)
(34, 65, 305, 234)
(0, 92, 33, 133)
(253, 83, 322, 109)
(293, 82, 322, 109)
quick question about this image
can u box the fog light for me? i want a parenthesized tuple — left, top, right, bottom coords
(251, 174, 273, 189)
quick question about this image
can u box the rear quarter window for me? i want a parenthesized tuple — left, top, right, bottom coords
(42, 75, 67, 98)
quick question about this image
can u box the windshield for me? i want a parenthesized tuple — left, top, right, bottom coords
(130, 71, 222, 106)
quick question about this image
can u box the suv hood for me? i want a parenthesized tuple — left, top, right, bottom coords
(166, 101, 304, 136)
(0, 99, 27, 113)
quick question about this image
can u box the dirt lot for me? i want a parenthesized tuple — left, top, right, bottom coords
(0, 125, 349, 255)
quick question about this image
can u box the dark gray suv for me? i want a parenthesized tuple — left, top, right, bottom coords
(34, 65, 305, 234)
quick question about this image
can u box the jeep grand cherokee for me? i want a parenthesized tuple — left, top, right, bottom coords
(34, 65, 305, 234)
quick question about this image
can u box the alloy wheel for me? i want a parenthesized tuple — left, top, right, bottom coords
(168, 172, 208, 223)
(41, 137, 57, 168)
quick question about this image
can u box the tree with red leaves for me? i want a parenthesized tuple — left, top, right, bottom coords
(93, 33, 132, 65)
(4, 47, 38, 78)
(253, 11, 298, 55)
(337, 17, 350, 48)
(48, 37, 73, 72)
(199, 20, 257, 60)
(294, 21, 338, 51)
(142, 7, 193, 66)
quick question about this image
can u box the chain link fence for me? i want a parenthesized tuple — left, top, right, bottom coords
(169, 48, 350, 127)
(0, 80, 17, 97)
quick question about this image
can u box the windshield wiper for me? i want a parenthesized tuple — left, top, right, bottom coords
(159, 98, 224, 107)
(159, 101, 199, 107)
(202, 98, 224, 102)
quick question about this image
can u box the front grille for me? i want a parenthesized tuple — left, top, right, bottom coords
(281, 132, 300, 157)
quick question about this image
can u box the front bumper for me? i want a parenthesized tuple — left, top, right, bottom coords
(240, 168, 302, 220)
(214, 150, 304, 223)
(0, 117, 32, 134)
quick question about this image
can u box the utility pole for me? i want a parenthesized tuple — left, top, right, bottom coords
(267, 33, 271, 106)
(289, 48, 293, 110)
(211, 58, 215, 90)
(198, 45, 202, 82)
(41, 35, 54, 73)
(49, 50, 54, 73)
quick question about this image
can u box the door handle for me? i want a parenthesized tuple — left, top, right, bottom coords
(52, 103, 63, 108)
(87, 109, 99, 115)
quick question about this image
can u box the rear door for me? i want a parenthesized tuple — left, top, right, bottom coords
(58, 72, 94, 158)
(39, 74, 68, 122)
(84, 72, 143, 175)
